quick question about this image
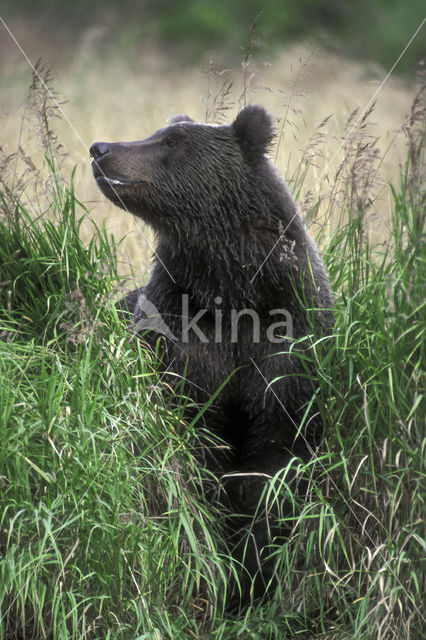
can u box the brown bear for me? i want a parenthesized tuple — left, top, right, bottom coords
(90, 105, 333, 608)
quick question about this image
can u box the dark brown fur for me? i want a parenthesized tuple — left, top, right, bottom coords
(90, 105, 333, 608)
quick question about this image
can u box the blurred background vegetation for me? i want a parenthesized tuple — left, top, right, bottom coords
(1, 1, 424, 277)
(2, 0, 425, 72)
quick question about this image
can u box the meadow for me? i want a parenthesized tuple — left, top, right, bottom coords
(0, 23, 425, 640)
(1, 19, 420, 276)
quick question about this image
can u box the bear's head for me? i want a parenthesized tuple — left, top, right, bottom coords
(90, 105, 275, 236)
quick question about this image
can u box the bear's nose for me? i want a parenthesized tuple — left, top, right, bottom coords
(90, 142, 112, 160)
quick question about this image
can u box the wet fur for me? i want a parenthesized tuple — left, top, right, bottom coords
(91, 105, 333, 608)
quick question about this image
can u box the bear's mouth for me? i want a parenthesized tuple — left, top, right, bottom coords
(91, 160, 139, 186)
(98, 176, 134, 186)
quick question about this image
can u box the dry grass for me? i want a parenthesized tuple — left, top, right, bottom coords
(1, 18, 420, 282)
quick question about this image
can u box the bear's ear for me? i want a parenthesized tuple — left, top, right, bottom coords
(167, 114, 195, 125)
(232, 105, 274, 160)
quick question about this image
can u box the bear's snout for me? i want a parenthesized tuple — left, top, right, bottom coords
(90, 141, 112, 160)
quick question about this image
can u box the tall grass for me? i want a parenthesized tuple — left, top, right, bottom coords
(0, 66, 424, 639)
